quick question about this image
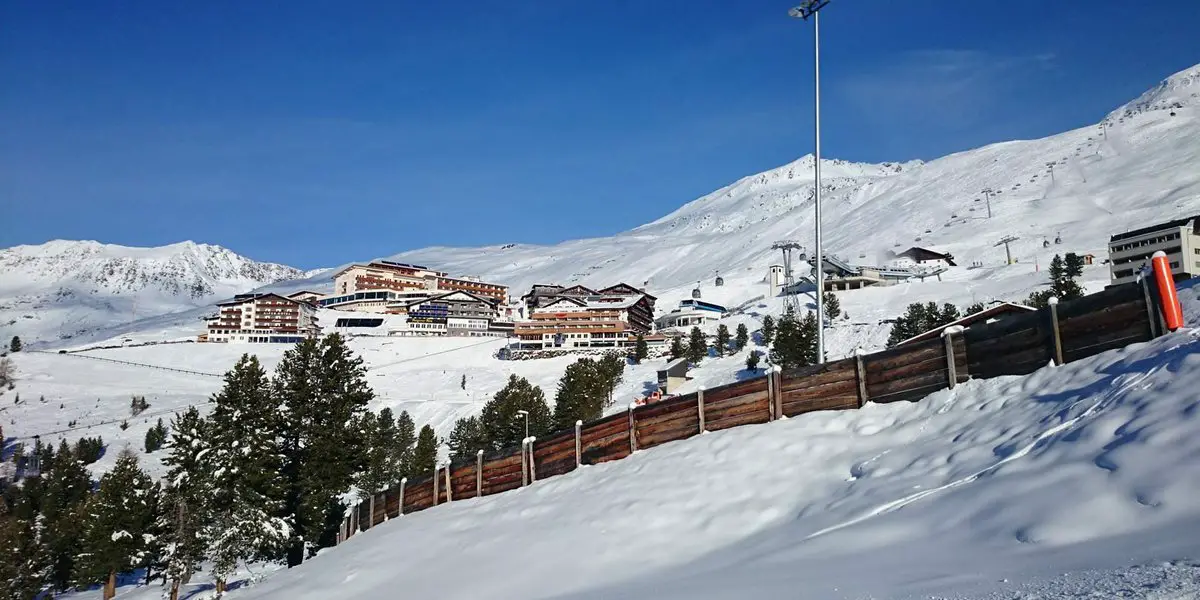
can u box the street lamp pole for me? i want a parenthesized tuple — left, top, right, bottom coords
(517, 409, 529, 440)
(790, 0, 830, 363)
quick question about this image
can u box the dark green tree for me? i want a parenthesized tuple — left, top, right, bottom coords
(204, 354, 290, 590)
(669, 336, 685, 360)
(760, 315, 776, 346)
(77, 449, 156, 599)
(394, 411, 417, 479)
(770, 308, 818, 370)
(633, 333, 648, 363)
(745, 350, 761, 372)
(551, 358, 605, 431)
(460, 374, 467, 390)
(940, 303, 961, 324)
(446, 415, 487, 462)
(687, 327, 707, 364)
(714, 324, 731, 356)
(273, 334, 373, 567)
(595, 352, 625, 408)
(412, 425, 439, 475)
(9, 335, 21, 353)
(358, 408, 408, 497)
(823, 292, 842, 321)
(0, 508, 49, 599)
(40, 439, 93, 591)
(1063, 252, 1085, 279)
(964, 302, 986, 315)
(734, 323, 749, 351)
(480, 375, 552, 450)
(144, 419, 168, 453)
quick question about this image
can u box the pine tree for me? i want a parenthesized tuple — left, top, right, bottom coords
(633, 333, 648, 363)
(358, 408, 408, 497)
(940, 303, 961, 324)
(687, 327, 707, 364)
(158, 406, 210, 597)
(204, 354, 290, 592)
(769, 308, 797, 368)
(1064, 252, 1085, 279)
(669, 336, 685, 360)
(0, 509, 50, 599)
(479, 375, 552, 450)
(446, 415, 487, 462)
(144, 419, 168, 453)
(965, 302, 986, 315)
(412, 425, 439, 475)
(761, 315, 776, 346)
(40, 439, 93, 591)
(797, 311, 820, 366)
(714, 324, 731, 356)
(551, 358, 605, 431)
(823, 292, 841, 321)
(0, 357, 15, 388)
(9, 335, 21, 353)
(745, 350, 761, 372)
(460, 374, 467, 390)
(734, 323, 749, 351)
(274, 335, 373, 567)
(77, 449, 156, 600)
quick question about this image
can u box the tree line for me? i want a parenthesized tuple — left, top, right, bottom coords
(0, 334, 441, 600)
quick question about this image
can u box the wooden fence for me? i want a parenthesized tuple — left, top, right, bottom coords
(339, 278, 1168, 541)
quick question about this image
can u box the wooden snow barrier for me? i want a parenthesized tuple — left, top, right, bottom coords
(339, 278, 1173, 543)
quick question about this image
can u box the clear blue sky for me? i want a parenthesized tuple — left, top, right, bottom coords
(3, 1, 1198, 269)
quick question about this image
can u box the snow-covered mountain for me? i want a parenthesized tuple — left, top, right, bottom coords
(385, 63, 1200, 315)
(0, 240, 305, 346)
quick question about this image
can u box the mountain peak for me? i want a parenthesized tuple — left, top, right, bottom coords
(1110, 61, 1200, 119)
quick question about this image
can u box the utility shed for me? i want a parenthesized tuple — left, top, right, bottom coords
(657, 358, 690, 394)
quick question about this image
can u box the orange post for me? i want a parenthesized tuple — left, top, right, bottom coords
(1151, 251, 1184, 331)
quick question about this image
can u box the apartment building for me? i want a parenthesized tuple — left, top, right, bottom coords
(388, 290, 510, 337)
(329, 261, 508, 307)
(513, 283, 656, 350)
(204, 293, 320, 343)
(1108, 214, 1200, 285)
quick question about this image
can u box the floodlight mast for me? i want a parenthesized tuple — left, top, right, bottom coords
(789, 0, 830, 363)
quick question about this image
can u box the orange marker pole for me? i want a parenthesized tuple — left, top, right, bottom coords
(1151, 251, 1184, 331)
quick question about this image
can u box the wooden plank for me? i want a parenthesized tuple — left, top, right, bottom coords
(536, 457, 576, 479)
(706, 409, 769, 431)
(863, 339, 944, 375)
(581, 437, 632, 464)
(966, 324, 1042, 354)
(579, 416, 628, 440)
(637, 425, 700, 449)
(781, 378, 860, 404)
(580, 427, 629, 451)
(782, 393, 858, 416)
(636, 405, 700, 432)
(1063, 322, 1152, 362)
(779, 358, 856, 387)
(779, 368, 856, 393)
(634, 393, 698, 419)
(1058, 299, 1147, 334)
(867, 369, 948, 400)
(1055, 282, 1143, 319)
(703, 391, 769, 422)
(963, 310, 1042, 343)
(866, 352, 945, 386)
(869, 382, 948, 404)
(384, 488, 401, 518)
(703, 377, 768, 404)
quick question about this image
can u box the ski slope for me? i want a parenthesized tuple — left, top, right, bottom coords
(222, 280, 1200, 600)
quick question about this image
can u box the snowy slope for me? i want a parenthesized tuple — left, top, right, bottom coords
(225, 281, 1200, 600)
(0, 240, 307, 347)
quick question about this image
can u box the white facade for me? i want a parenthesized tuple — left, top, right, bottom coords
(205, 294, 319, 344)
(1109, 216, 1200, 285)
(768, 264, 785, 297)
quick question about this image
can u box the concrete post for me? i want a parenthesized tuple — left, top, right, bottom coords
(697, 386, 706, 433)
(476, 450, 484, 497)
(1047, 297, 1064, 366)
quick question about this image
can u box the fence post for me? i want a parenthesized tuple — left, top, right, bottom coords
(855, 350, 869, 407)
(773, 366, 785, 420)
(1141, 273, 1162, 338)
(368, 494, 376, 529)
(941, 326, 964, 388)
(433, 467, 440, 506)
(444, 464, 453, 502)
(574, 420, 583, 467)
(628, 403, 638, 453)
(352, 502, 359, 534)
(1047, 297, 1065, 366)
(398, 477, 407, 516)
(528, 436, 538, 482)
(765, 370, 775, 421)
(521, 438, 529, 487)
(476, 450, 484, 497)
(697, 386, 706, 433)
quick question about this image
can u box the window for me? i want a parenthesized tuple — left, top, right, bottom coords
(1170, 261, 1180, 268)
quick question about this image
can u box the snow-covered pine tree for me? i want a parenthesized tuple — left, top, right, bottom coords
(714, 324, 731, 356)
(274, 335, 372, 567)
(595, 352, 625, 409)
(823, 292, 841, 321)
(0, 498, 51, 600)
(40, 439, 93, 591)
(204, 354, 290, 594)
(734, 323, 749, 351)
(745, 350, 761, 372)
(669, 336, 685, 360)
(159, 406, 212, 598)
(76, 448, 155, 600)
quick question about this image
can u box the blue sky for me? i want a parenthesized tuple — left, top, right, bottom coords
(3, 0, 1199, 269)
